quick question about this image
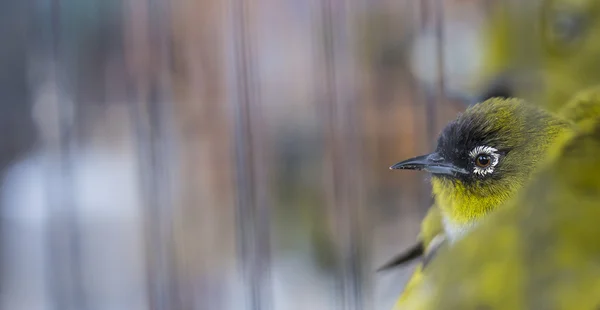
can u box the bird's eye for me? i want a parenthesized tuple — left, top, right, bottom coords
(475, 154, 492, 168)
(470, 146, 499, 176)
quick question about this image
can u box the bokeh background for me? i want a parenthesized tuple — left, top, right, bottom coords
(0, 0, 498, 309)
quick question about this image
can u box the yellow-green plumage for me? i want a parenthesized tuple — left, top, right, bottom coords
(389, 98, 576, 309)
(400, 108, 600, 309)
(417, 204, 444, 254)
(395, 87, 600, 309)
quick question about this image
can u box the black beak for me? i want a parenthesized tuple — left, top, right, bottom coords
(390, 152, 468, 176)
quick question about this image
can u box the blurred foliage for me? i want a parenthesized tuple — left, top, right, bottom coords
(477, 0, 600, 112)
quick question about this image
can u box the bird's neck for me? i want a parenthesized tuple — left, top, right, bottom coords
(432, 178, 510, 242)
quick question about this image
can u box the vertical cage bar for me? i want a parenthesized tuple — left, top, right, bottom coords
(406, 0, 436, 211)
(318, 0, 345, 306)
(43, 0, 86, 309)
(125, 0, 179, 309)
(433, 0, 445, 128)
(318, 0, 368, 309)
(228, 0, 273, 309)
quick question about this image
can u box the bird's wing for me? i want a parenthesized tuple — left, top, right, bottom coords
(378, 203, 445, 271)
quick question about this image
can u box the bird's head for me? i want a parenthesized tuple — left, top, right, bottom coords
(391, 98, 573, 239)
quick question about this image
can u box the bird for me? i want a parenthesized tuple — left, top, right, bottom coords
(384, 83, 600, 269)
(379, 97, 574, 307)
(388, 97, 572, 244)
(397, 96, 600, 310)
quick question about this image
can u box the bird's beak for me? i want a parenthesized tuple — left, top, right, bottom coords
(390, 152, 468, 176)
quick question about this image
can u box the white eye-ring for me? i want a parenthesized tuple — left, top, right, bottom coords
(469, 146, 500, 176)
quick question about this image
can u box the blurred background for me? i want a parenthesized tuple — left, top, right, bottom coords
(0, 0, 525, 309)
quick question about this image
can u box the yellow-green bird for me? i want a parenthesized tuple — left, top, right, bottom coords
(382, 97, 576, 307)
(386, 97, 571, 240)
(399, 96, 600, 310)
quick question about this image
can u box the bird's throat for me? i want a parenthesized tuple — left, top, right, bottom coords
(431, 177, 507, 242)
